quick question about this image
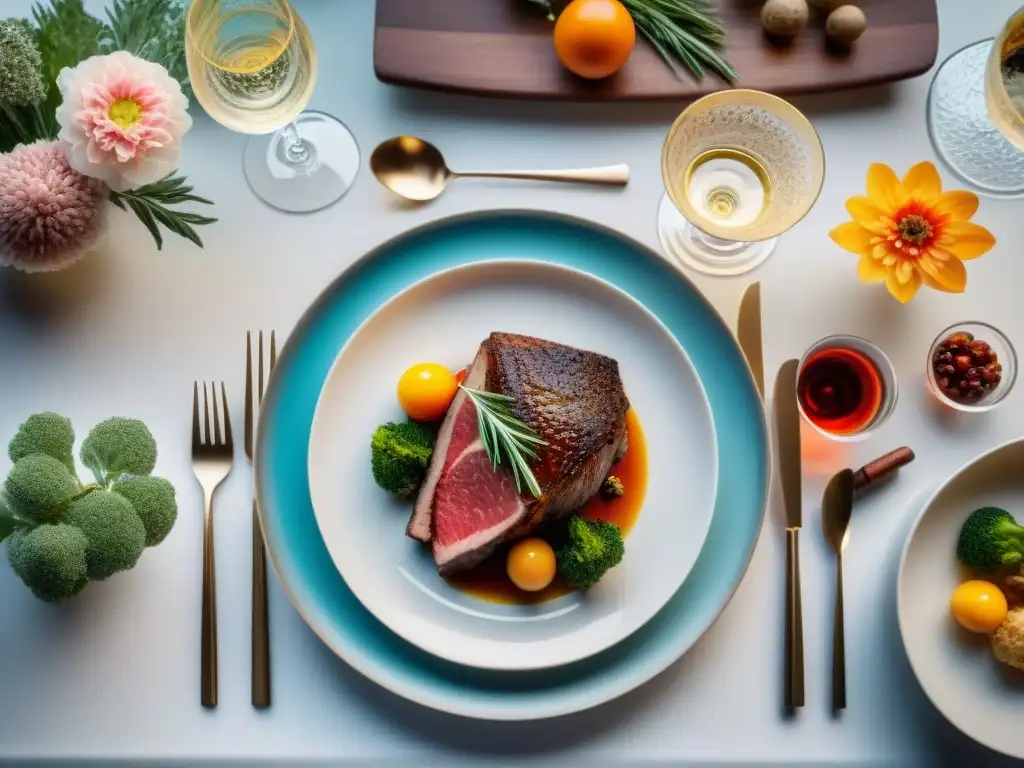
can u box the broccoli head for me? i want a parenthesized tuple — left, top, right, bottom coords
(371, 420, 434, 498)
(556, 515, 625, 588)
(7, 524, 88, 602)
(8, 412, 75, 471)
(957, 506, 1024, 573)
(4, 454, 80, 523)
(112, 476, 178, 546)
(80, 417, 157, 485)
(64, 490, 147, 580)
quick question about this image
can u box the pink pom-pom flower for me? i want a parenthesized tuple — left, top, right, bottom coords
(57, 51, 192, 192)
(0, 140, 107, 273)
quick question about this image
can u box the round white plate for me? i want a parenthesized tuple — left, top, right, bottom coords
(308, 260, 718, 671)
(899, 438, 1024, 759)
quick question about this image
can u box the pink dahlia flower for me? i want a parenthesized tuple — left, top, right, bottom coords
(56, 51, 192, 192)
(0, 141, 107, 273)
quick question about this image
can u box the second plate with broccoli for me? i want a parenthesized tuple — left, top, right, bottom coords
(899, 438, 1024, 761)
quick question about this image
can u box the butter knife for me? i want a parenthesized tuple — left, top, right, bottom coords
(774, 359, 804, 708)
(737, 282, 764, 400)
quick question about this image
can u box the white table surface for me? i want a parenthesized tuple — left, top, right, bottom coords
(1, 0, 1022, 764)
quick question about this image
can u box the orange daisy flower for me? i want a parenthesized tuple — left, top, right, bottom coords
(829, 162, 996, 303)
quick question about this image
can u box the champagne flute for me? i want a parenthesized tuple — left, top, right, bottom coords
(928, 6, 1024, 197)
(658, 90, 825, 277)
(186, 0, 359, 213)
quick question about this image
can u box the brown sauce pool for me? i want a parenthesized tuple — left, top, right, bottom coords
(445, 407, 648, 605)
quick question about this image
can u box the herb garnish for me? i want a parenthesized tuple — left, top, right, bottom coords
(460, 386, 547, 498)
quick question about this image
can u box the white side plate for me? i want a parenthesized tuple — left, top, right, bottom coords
(308, 260, 718, 671)
(899, 438, 1024, 760)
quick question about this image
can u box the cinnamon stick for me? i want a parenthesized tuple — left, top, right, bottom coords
(852, 447, 915, 496)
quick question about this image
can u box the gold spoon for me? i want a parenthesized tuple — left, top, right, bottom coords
(822, 468, 855, 712)
(370, 136, 630, 201)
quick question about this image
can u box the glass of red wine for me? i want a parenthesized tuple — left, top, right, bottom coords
(797, 335, 898, 441)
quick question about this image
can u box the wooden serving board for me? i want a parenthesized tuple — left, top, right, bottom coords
(374, 0, 938, 101)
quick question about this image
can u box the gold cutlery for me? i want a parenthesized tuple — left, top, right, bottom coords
(773, 359, 804, 709)
(246, 331, 276, 709)
(822, 468, 854, 712)
(370, 136, 629, 202)
(191, 382, 234, 709)
(737, 281, 764, 400)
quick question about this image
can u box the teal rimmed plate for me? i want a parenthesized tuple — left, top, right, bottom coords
(255, 211, 769, 720)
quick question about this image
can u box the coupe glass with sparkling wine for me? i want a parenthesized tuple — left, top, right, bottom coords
(658, 89, 825, 277)
(186, 0, 359, 212)
(927, 6, 1024, 197)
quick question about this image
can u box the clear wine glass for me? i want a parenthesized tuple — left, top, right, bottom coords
(658, 89, 825, 277)
(185, 0, 360, 213)
(927, 6, 1024, 197)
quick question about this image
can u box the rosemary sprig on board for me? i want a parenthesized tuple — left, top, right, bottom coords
(524, 0, 737, 83)
(460, 386, 547, 497)
(621, 0, 737, 83)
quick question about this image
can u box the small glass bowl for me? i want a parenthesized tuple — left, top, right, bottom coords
(797, 334, 899, 443)
(926, 321, 1018, 412)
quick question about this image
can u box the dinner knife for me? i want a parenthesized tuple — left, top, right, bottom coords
(773, 358, 804, 708)
(737, 282, 765, 400)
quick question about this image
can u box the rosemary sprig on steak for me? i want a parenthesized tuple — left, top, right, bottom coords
(459, 386, 547, 498)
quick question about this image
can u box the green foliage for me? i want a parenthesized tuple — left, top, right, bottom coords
(113, 475, 177, 546)
(957, 506, 1024, 573)
(371, 421, 435, 499)
(80, 417, 157, 486)
(556, 515, 625, 588)
(99, 0, 189, 99)
(65, 490, 146, 580)
(7, 523, 88, 602)
(4, 454, 80, 524)
(8, 411, 75, 470)
(31, 0, 104, 90)
(0, 19, 46, 106)
(108, 173, 217, 250)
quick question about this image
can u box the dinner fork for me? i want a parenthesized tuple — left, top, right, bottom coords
(245, 331, 275, 708)
(192, 381, 234, 709)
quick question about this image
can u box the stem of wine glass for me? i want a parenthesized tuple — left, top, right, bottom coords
(280, 120, 312, 166)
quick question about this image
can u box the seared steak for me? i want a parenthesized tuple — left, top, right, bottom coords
(410, 333, 629, 575)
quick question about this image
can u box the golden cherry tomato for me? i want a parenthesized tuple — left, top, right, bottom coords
(950, 580, 1008, 633)
(397, 363, 458, 422)
(507, 538, 557, 592)
(554, 0, 636, 80)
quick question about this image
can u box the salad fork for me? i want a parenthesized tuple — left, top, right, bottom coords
(192, 381, 234, 709)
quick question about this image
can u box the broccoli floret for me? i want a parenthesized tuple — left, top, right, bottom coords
(113, 476, 177, 546)
(957, 506, 1024, 573)
(7, 524, 89, 602)
(3, 454, 80, 523)
(8, 412, 75, 471)
(64, 491, 146, 580)
(601, 475, 625, 499)
(80, 417, 157, 485)
(370, 420, 434, 498)
(556, 515, 625, 588)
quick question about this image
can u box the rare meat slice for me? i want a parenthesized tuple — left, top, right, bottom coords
(407, 346, 488, 542)
(430, 395, 528, 574)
